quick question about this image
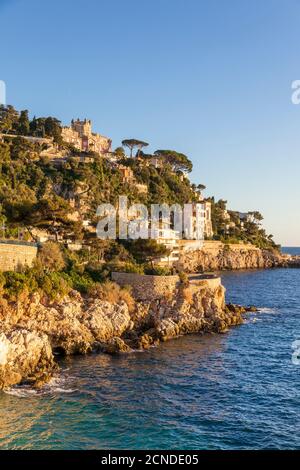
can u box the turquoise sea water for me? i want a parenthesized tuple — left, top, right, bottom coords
(0, 266, 300, 449)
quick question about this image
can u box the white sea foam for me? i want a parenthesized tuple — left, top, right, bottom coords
(4, 387, 38, 397)
(42, 375, 77, 394)
(243, 317, 263, 324)
(4, 374, 77, 397)
(257, 307, 277, 314)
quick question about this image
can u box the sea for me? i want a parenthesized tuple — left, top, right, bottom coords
(281, 246, 300, 256)
(0, 249, 300, 449)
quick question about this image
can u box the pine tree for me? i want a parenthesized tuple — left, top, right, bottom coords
(17, 110, 30, 135)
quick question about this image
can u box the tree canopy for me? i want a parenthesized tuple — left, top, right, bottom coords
(121, 139, 149, 158)
(126, 238, 171, 266)
(154, 150, 193, 173)
(0, 105, 19, 134)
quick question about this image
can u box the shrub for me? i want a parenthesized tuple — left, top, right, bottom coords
(144, 266, 172, 276)
(88, 281, 135, 312)
(39, 272, 71, 300)
(182, 286, 193, 304)
(178, 271, 189, 286)
(3, 270, 38, 300)
(105, 261, 145, 274)
(118, 287, 135, 313)
(37, 242, 65, 272)
(61, 270, 94, 294)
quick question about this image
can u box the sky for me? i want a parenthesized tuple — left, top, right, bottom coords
(0, 0, 300, 245)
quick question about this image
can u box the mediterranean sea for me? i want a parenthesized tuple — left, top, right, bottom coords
(0, 264, 300, 449)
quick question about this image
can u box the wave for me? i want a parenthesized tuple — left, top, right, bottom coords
(4, 386, 38, 398)
(257, 307, 277, 314)
(243, 317, 263, 324)
(4, 374, 77, 398)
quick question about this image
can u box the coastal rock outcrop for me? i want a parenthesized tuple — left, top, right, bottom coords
(0, 277, 248, 389)
(176, 242, 283, 272)
(0, 329, 55, 389)
(83, 299, 131, 343)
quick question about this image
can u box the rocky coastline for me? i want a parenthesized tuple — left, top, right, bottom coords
(0, 278, 253, 390)
(1, 244, 297, 391)
(176, 243, 300, 272)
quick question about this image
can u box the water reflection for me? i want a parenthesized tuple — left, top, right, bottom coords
(0, 269, 299, 449)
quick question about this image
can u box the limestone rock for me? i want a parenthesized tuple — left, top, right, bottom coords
(98, 337, 131, 354)
(176, 243, 284, 272)
(155, 319, 180, 341)
(0, 273, 254, 388)
(82, 300, 131, 342)
(0, 329, 55, 389)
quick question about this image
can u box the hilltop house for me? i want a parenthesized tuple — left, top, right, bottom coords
(62, 119, 112, 155)
(118, 165, 148, 193)
(119, 165, 135, 184)
(184, 202, 213, 240)
(152, 202, 214, 266)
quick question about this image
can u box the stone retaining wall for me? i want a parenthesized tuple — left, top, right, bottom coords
(111, 272, 221, 301)
(112, 272, 179, 300)
(189, 277, 221, 290)
(0, 241, 38, 271)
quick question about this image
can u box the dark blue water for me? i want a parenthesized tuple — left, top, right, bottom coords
(282, 246, 300, 256)
(1, 268, 300, 450)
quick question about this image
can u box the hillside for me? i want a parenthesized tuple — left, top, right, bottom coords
(0, 105, 279, 260)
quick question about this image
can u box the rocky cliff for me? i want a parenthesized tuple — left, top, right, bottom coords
(0, 278, 248, 390)
(176, 241, 284, 272)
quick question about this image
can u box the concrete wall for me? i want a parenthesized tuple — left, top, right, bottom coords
(111, 272, 221, 301)
(0, 241, 38, 271)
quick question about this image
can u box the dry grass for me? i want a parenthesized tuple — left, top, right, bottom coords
(88, 281, 135, 312)
(163, 289, 174, 303)
(182, 287, 194, 304)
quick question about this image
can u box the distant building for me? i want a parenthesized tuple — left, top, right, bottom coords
(238, 212, 250, 222)
(62, 119, 112, 154)
(151, 201, 214, 265)
(151, 221, 181, 266)
(184, 202, 213, 240)
(149, 156, 163, 169)
(118, 166, 148, 193)
(119, 165, 135, 184)
(203, 201, 213, 238)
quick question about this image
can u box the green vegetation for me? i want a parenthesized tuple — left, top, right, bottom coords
(119, 155, 196, 205)
(0, 241, 134, 303)
(0, 104, 279, 302)
(154, 149, 193, 174)
(209, 198, 279, 250)
(0, 105, 62, 142)
(121, 138, 149, 158)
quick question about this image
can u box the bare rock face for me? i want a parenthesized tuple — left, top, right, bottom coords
(156, 319, 180, 341)
(126, 283, 243, 345)
(0, 277, 248, 388)
(177, 244, 283, 272)
(97, 337, 132, 354)
(20, 294, 94, 355)
(7, 293, 131, 356)
(82, 300, 131, 343)
(0, 293, 133, 388)
(0, 329, 55, 389)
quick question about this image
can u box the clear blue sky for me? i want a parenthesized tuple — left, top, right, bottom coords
(1, 0, 300, 245)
